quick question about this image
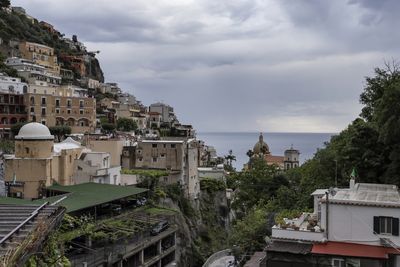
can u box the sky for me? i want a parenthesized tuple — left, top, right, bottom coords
(12, 0, 400, 133)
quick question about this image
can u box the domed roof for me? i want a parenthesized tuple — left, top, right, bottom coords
(253, 133, 270, 154)
(15, 122, 54, 140)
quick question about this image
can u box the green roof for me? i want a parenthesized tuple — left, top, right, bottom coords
(0, 183, 148, 213)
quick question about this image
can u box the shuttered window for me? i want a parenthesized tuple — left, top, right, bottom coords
(373, 216, 399, 236)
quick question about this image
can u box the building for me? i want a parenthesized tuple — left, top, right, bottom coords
(59, 55, 86, 77)
(268, 179, 400, 266)
(73, 151, 121, 185)
(86, 138, 125, 166)
(121, 138, 200, 199)
(0, 73, 28, 137)
(149, 102, 177, 127)
(148, 111, 162, 128)
(284, 146, 300, 170)
(24, 85, 96, 133)
(250, 133, 299, 170)
(198, 166, 225, 183)
(5, 57, 62, 86)
(18, 41, 60, 75)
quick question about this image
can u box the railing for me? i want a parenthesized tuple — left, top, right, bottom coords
(202, 249, 232, 267)
(0, 202, 48, 245)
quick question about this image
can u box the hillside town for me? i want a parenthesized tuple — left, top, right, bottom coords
(2, 2, 400, 267)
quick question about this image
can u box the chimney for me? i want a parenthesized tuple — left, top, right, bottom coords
(350, 178, 355, 190)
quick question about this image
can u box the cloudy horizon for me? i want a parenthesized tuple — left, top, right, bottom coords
(12, 0, 399, 133)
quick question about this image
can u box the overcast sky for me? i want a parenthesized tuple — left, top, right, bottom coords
(12, 0, 400, 132)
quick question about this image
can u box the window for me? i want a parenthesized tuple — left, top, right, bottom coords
(163, 144, 167, 148)
(160, 154, 165, 158)
(80, 109, 83, 115)
(41, 108, 46, 115)
(30, 107, 34, 113)
(374, 216, 399, 236)
(41, 97, 46, 105)
(79, 100, 84, 108)
(25, 147, 29, 154)
(332, 259, 344, 267)
(56, 108, 60, 114)
(67, 99, 71, 107)
(55, 99, 60, 107)
(152, 144, 157, 148)
(171, 144, 176, 148)
(152, 157, 157, 162)
(67, 109, 71, 114)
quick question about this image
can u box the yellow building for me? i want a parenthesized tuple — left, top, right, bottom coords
(19, 41, 60, 75)
(4, 123, 83, 199)
(24, 87, 96, 133)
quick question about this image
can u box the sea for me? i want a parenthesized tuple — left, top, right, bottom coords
(196, 132, 336, 170)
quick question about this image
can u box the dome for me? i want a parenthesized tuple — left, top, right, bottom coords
(15, 122, 54, 140)
(253, 133, 270, 154)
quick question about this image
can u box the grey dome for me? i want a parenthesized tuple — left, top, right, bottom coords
(15, 122, 54, 140)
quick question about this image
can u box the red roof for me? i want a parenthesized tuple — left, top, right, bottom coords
(312, 242, 400, 259)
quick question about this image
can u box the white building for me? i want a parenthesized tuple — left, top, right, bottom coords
(5, 57, 61, 86)
(0, 73, 28, 93)
(269, 179, 400, 267)
(73, 151, 121, 185)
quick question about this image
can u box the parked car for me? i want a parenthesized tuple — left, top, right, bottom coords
(150, 220, 169, 236)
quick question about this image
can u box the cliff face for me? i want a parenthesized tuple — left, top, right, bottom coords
(162, 190, 230, 267)
(86, 57, 104, 83)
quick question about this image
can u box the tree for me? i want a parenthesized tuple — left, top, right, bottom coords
(116, 118, 137, 132)
(101, 123, 116, 134)
(11, 122, 26, 137)
(224, 150, 236, 169)
(0, 0, 10, 9)
(49, 126, 71, 142)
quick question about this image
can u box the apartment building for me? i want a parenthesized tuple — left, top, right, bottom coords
(19, 41, 60, 75)
(24, 85, 96, 133)
(121, 138, 200, 199)
(0, 74, 28, 137)
(5, 57, 62, 86)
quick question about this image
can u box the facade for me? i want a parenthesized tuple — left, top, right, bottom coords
(24, 86, 96, 133)
(73, 151, 121, 185)
(5, 57, 62, 86)
(0, 74, 28, 137)
(148, 111, 162, 128)
(284, 146, 300, 170)
(121, 138, 200, 199)
(268, 179, 400, 266)
(3, 123, 83, 199)
(250, 133, 299, 170)
(19, 41, 60, 75)
(149, 102, 177, 126)
(86, 139, 124, 166)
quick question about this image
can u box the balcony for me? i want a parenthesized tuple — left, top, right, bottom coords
(271, 212, 326, 242)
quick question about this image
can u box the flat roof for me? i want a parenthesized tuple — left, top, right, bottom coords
(328, 183, 400, 207)
(0, 183, 148, 213)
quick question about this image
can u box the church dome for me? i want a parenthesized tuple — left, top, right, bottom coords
(15, 122, 54, 140)
(253, 133, 270, 154)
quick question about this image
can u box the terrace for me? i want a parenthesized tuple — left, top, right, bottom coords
(272, 212, 326, 242)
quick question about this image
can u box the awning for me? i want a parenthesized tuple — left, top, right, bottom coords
(312, 242, 400, 259)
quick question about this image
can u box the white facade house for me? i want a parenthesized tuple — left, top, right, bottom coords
(5, 57, 61, 86)
(0, 73, 28, 93)
(73, 151, 121, 185)
(270, 180, 400, 266)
